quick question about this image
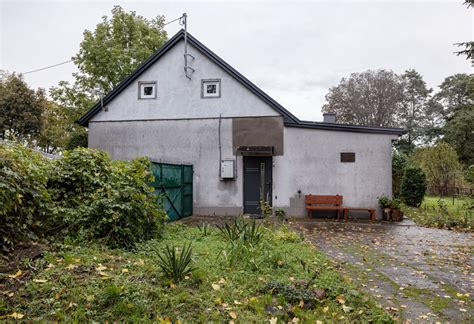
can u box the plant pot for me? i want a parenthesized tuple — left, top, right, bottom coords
(391, 208, 403, 222)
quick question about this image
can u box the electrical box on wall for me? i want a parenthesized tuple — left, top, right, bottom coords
(220, 160, 235, 179)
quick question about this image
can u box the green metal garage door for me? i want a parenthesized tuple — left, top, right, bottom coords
(150, 162, 193, 221)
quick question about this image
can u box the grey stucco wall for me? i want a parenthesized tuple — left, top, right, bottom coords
(272, 127, 397, 218)
(89, 118, 243, 215)
(90, 40, 279, 122)
(89, 119, 396, 218)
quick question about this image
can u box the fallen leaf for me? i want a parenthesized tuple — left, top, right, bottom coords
(342, 305, 352, 313)
(229, 311, 237, 319)
(121, 268, 129, 273)
(316, 321, 323, 324)
(65, 264, 77, 270)
(323, 306, 329, 313)
(291, 317, 299, 323)
(336, 295, 346, 304)
(33, 279, 48, 283)
(95, 264, 107, 271)
(459, 308, 467, 312)
(218, 278, 226, 284)
(7, 312, 24, 319)
(234, 300, 242, 305)
(269, 317, 277, 324)
(212, 283, 220, 291)
(7, 270, 22, 279)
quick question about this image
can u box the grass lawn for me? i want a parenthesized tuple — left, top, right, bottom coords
(403, 196, 473, 231)
(0, 222, 392, 322)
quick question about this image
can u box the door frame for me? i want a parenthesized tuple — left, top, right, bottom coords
(242, 156, 273, 215)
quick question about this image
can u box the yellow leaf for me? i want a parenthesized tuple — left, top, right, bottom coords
(66, 264, 77, 270)
(122, 268, 129, 273)
(7, 270, 22, 279)
(316, 321, 323, 324)
(336, 295, 346, 304)
(212, 283, 221, 291)
(33, 279, 48, 283)
(342, 305, 352, 313)
(234, 300, 242, 305)
(291, 317, 299, 323)
(8, 312, 24, 319)
(229, 311, 237, 319)
(299, 300, 304, 307)
(218, 278, 226, 284)
(269, 317, 278, 324)
(95, 264, 107, 271)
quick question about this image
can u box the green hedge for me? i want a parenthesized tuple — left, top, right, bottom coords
(400, 167, 427, 207)
(0, 144, 167, 253)
(0, 144, 50, 253)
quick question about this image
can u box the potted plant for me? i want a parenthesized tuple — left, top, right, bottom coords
(390, 198, 403, 222)
(378, 195, 392, 221)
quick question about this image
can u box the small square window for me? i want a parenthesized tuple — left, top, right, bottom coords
(201, 79, 221, 98)
(138, 81, 156, 99)
(341, 152, 355, 163)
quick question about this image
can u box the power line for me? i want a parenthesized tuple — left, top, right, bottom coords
(21, 15, 184, 75)
(22, 59, 73, 75)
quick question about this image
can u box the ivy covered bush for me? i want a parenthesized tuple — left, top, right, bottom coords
(47, 148, 167, 249)
(0, 144, 167, 253)
(0, 143, 50, 253)
(400, 166, 427, 207)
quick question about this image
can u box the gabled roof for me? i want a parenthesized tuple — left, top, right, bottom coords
(77, 29, 299, 126)
(77, 29, 404, 136)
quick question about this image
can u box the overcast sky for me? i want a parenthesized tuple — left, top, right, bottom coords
(1, 0, 472, 121)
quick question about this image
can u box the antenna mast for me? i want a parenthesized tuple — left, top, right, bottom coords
(180, 13, 195, 79)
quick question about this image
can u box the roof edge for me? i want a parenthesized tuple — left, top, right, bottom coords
(285, 121, 406, 135)
(78, 29, 299, 126)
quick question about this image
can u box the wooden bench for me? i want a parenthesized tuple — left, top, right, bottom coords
(305, 195, 344, 220)
(343, 208, 376, 222)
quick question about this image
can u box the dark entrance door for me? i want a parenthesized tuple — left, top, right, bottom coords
(243, 156, 272, 215)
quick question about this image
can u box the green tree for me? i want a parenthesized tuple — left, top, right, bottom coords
(434, 74, 471, 117)
(400, 167, 427, 207)
(400, 69, 432, 146)
(36, 97, 69, 154)
(443, 105, 474, 165)
(413, 142, 462, 195)
(322, 70, 405, 127)
(0, 73, 43, 143)
(72, 5, 167, 95)
(49, 6, 168, 151)
(455, 1, 473, 61)
(392, 150, 409, 198)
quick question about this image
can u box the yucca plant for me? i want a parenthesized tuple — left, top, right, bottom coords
(197, 223, 211, 236)
(155, 242, 195, 283)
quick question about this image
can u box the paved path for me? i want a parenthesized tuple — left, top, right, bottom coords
(292, 219, 473, 322)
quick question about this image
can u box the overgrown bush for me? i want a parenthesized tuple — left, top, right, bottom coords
(47, 148, 167, 249)
(0, 143, 50, 253)
(400, 167, 427, 207)
(392, 150, 408, 197)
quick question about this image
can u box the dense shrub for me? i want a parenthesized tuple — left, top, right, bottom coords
(0, 143, 50, 253)
(392, 150, 408, 198)
(400, 167, 427, 207)
(48, 148, 167, 249)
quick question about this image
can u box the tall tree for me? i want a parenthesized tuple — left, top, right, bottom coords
(443, 105, 474, 166)
(412, 142, 462, 196)
(399, 69, 432, 146)
(49, 6, 168, 150)
(0, 73, 43, 143)
(322, 70, 405, 127)
(455, 1, 473, 61)
(72, 5, 167, 96)
(434, 74, 471, 117)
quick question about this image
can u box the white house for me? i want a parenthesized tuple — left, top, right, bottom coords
(78, 30, 404, 218)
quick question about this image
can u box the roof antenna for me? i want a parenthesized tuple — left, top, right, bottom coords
(180, 13, 195, 79)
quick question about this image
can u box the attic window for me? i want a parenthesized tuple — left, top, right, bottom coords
(341, 152, 355, 163)
(201, 79, 221, 98)
(138, 81, 156, 99)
